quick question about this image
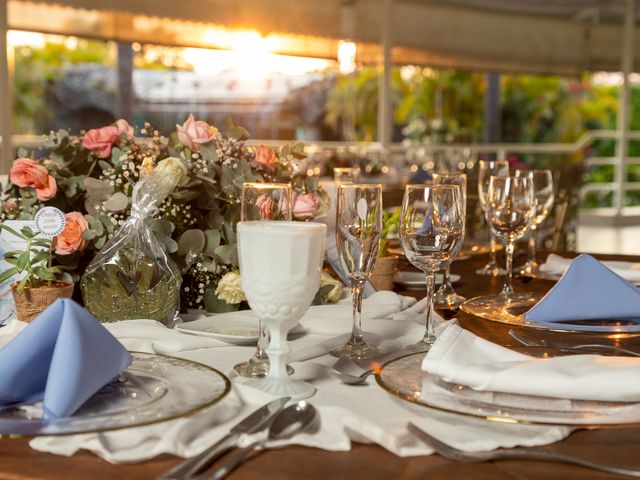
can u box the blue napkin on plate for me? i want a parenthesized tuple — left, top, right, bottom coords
(0, 299, 131, 418)
(525, 254, 640, 324)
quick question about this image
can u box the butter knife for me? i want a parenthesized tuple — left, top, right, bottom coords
(157, 396, 290, 480)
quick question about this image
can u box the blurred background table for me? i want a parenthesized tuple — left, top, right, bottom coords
(2, 252, 640, 480)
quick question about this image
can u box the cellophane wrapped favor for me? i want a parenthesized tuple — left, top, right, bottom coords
(81, 159, 186, 326)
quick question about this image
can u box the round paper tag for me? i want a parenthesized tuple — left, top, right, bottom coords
(34, 207, 66, 237)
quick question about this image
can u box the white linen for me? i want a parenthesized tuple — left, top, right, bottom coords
(19, 295, 570, 463)
(540, 253, 640, 282)
(423, 322, 640, 402)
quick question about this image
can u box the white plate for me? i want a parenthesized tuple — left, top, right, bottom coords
(177, 312, 261, 345)
(394, 271, 461, 290)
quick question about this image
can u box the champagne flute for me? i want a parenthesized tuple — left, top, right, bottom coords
(477, 160, 509, 276)
(333, 184, 383, 360)
(234, 182, 293, 378)
(485, 176, 536, 298)
(400, 185, 465, 351)
(432, 173, 467, 308)
(515, 169, 554, 276)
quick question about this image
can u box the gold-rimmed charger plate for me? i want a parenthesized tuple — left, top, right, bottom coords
(376, 350, 640, 427)
(0, 352, 231, 437)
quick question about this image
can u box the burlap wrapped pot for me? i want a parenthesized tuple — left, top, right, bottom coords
(11, 281, 74, 322)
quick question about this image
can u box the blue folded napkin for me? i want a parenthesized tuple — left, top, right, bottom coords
(0, 299, 131, 418)
(525, 254, 640, 324)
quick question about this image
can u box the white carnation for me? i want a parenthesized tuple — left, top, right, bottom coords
(215, 272, 246, 304)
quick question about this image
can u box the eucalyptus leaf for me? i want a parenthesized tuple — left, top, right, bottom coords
(177, 229, 206, 256)
(103, 192, 129, 212)
(94, 236, 107, 249)
(214, 244, 237, 265)
(83, 229, 98, 240)
(203, 229, 221, 255)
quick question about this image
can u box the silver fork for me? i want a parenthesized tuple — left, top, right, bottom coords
(408, 423, 640, 477)
(508, 330, 640, 357)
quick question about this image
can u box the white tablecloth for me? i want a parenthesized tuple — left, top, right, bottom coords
(0, 292, 570, 463)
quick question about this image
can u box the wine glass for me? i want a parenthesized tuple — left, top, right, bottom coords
(334, 167, 361, 185)
(234, 182, 293, 378)
(400, 185, 465, 351)
(477, 160, 509, 276)
(515, 169, 554, 276)
(432, 173, 467, 308)
(485, 176, 536, 298)
(238, 221, 326, 399)
(333, 184, 383, 360)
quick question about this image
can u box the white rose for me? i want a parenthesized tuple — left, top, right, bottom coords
(215, 272, 246, 305)
(154, 157, 188, 187)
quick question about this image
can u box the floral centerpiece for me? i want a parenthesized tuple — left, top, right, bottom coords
(1, 115, 333, 313)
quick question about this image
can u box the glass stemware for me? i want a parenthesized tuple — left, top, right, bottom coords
(400, 185, 465, 351)
(432, 173, 467, 308)
(485, 176, 536, 297)
(515, 169, 555, 276)
(234, 182, 293, 378)
(333, 184, 383, 360)
(476, 160, 509, 276)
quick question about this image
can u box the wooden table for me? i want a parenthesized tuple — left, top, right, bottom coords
(3, 253, 640, 480)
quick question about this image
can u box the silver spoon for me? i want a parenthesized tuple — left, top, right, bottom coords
(204, 401, 318, 480)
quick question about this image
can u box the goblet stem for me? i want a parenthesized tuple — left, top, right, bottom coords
(266, 323, 289, 380)
(348, 282, 365, 346)
(421, 272, 437, 345)
(255, 319, 268, 357)
(489, 234, 499, 267)
(528, 225, 538, 263)
(501, 241, 515, 296)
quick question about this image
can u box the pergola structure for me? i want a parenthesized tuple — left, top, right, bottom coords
(0, 0, 638, 219)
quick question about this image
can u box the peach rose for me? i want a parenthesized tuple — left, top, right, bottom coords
(292, 193, 319, 220)
(10, 158, 57, 201)
(53, 212, 89, 255)
(115, 119, 134, 137)
(35, 175, 57, 201)
(82, 126, 120, 158)
(255, 193, 276, 220)
(177, 114, 218, 151)
(252, 145, 277, 169)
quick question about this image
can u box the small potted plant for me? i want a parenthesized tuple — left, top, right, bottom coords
(0, 225, 73, 322)
(370, 208, 401, 291)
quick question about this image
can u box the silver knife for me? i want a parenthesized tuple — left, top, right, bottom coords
(157, 396, 290, 480)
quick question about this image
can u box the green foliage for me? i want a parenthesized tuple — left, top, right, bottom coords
(378, 208, 401, 257)
(0, 225, 62, 294)
(13, 39, 113, 134)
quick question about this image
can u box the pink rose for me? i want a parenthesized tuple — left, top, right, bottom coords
(177, 114, 218, 151)
(35, 175, 57, 201)
(10, 158, 57, 201)
(292, 193, 319, 220)
(115, 119, 134, 137)
(82, 126, 119, 158)
(252, 145, 277, 169)
(53, 212, 89, 255)
(256, 193, 276, 220)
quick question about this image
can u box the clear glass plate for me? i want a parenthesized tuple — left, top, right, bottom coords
(0, 352, 231, 436)
(462, 293, 640, 334)
(376, 350, 640, 426)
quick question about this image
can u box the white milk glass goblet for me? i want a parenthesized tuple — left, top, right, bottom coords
(400, 185, 465, 351)
(234, 182, 293, 378)
(485, 176, 536, 298)
(432, 173, 467, 308)
(515, 169, 554, 276)
(477, 160, 509, 276)
(333, 184, 383, 360)
(238, 221, 326, 399)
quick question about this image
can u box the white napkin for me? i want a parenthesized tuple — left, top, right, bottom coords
(27, 296, 570, 463)
(540, 253, 640, 283)
(423, 322, 640, 402)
